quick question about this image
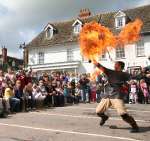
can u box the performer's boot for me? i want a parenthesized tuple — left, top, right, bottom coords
(121, 114, 139, 133)
(97, 113, 109, 126)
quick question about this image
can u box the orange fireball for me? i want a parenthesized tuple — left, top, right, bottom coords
(79, 19, 143, 80)
(117, 19, 143, 46)
(79, 21, 117, 61)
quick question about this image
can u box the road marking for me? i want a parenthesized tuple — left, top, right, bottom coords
(57, 106, 150, 113)
(0, 122, 142, 141)
(32, 112, 150, 123)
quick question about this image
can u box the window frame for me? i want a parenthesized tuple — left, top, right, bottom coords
(115, 46, 125, 59)
(67, 49, 73, 61)
(46, 27, 53, 39)
(74, 24, 82, 34)
(99, 49, 107, 61)
(136, 40, 145, 57)
(38, 52, 44, 64)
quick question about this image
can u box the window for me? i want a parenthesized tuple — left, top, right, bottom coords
(74, 24, 81, 34)
(72, 19, 82, 34)
(115, 17, 125, 28)
(67, 49, 73, 61)
(46, 27, 53, 39)
(114, 11, 126, 29)
(136, 40, 145, 57)
(117, 17, 123, 27)
(99, 49, 106, 60)
(38, 52, 44, 64)
(116, 46, 125, 59)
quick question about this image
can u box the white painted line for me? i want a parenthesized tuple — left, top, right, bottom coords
(0, 122, 142, 141)
(32, 112, 150, 123)
(57, 106, 150, 113)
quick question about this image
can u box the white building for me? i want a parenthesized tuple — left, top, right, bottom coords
(25, 6, 150, 74)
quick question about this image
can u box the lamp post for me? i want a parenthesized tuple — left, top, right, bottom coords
(19, 42, 26, 69)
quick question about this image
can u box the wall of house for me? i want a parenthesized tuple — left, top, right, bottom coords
(100, 35, 150, 70)
(28, 35, 150, 73)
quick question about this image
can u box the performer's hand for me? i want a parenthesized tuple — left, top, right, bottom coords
(88, 60, 92, 63)
(92, 59, 98, 65)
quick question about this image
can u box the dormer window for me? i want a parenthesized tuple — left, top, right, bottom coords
(72, 19, 82, 34)
(114, 11, 126, 29)
(46, 27, 53, 39)
(44, 24, 54, 39)
(116, 17, 123, 28)
(74, 24, 82, 34)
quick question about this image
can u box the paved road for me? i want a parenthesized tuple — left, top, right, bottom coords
(0, 103, 150, 141)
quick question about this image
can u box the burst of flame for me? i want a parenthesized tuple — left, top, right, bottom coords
(90, 67, 104, 81)
(79, 21, 117, 62)
(79, 19, 143, 80)
(117, 19, 143, 46)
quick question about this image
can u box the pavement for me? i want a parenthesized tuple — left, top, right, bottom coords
(0, 103, 150, 141)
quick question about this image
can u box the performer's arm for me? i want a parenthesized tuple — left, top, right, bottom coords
(92, 60, 112, 75)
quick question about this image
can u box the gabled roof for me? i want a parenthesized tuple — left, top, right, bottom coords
(114, 10, 126, 17)
(72, 19, 82, 26)
(26, 5, 150, 48)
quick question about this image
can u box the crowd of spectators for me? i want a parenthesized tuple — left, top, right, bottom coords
(0, 65, 149, 118)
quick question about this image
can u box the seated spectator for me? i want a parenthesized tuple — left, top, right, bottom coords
(45, 82, 53, 107)
(32, 83, 46, 108)
(74, 83, 81, 104)
(32, 84, 45, 100)
(23, 82, 35, 110)
(13, 80, 24, 111)
(66, 82, 74, 104)
(0, 97, 9, 117)
(38, 80, 48, 96)
(53, 81, 64, 107)
(4, 82, 20, 113)
(63, 82, 69, 104)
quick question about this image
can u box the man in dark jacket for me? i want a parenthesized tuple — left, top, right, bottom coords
(94, 60, 139, 133)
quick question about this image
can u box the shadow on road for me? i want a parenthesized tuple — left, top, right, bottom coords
(107, 125, 150, 133)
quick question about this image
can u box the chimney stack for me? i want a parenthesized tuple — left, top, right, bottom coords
(78, 8, 91, 19)
(2, 46, 7, 64)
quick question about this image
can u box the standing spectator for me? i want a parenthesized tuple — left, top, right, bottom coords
(140, 79, 149, 104)
(0, 69, 5, 97)
(90, 81, 96, 102)
(79, 74, 90, 103)
(129, 80, 138, 104)
(5, 67, 16, 85)
(16, 70, 27, 90)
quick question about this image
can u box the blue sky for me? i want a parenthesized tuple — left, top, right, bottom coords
(0, 0, 150, 58)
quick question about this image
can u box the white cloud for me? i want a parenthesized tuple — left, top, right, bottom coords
(0, 0, 149, 59)
(19, 30, 37, 43)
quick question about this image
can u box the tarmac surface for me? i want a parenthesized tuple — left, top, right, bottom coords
(0, 103, 150, 141)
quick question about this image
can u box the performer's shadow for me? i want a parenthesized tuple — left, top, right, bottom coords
(106, 125, 150, 133)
